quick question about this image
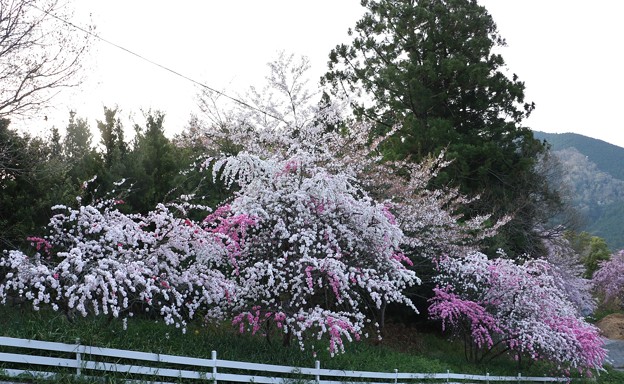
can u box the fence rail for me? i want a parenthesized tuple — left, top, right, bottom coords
(0, 336, 568, 383)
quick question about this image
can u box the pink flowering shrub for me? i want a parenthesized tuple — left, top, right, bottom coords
(430, 251, 606, 375)
(593, 250, 624, 306)
(0, 197, 235, 331)
(429, 286, 501, 350)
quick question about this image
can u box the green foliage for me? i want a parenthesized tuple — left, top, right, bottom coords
(123, 111, 181, 212)
(594, 368, 624, 384)
(323, 0, 556, 256)
(0, 107, 232, 252)
(565, 231, 612, 277)
(119, 110, 230, 214)
(64, 110, 94, 161)
(97, 106, 127, 168)
(587, 237, 612, 277)
(0, 119, 74, 249)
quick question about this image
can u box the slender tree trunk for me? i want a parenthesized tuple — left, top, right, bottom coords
(282, 329, 291, 347)
(378, 298, 387, 337)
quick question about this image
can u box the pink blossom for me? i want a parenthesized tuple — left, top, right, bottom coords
(431, 251, 606, 374)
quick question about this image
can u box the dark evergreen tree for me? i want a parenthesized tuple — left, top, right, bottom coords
(64, 110, 93, 160)
(97, 106, 127, 168)
(62, 111, 103, 200)
(126, 111, 180, 212)
(49, 127, 63, 159)
(323, 0, 557, 255)
(0, 119, 71, 249)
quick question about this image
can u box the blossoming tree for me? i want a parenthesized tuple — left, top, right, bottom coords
(429, 251, 605, 375)
(192, 52, 516, 352)
(540, 231, 595, 316)
(210, 151, 419, 355)
(593, 250, 624, 307)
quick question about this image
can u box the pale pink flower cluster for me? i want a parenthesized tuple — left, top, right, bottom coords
(540, 232, 595, 315)
(593, 250, 624, 305)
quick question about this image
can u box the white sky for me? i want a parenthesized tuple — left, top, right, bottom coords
(17, 0, 624, 148)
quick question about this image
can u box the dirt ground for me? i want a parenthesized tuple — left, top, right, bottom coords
(596, 313, 624, 339)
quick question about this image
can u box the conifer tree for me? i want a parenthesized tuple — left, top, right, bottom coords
(323, 0, 558, 255)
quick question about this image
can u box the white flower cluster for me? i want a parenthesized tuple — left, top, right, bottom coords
(0, 199, 234, 332)
(189, 52, 506, 354)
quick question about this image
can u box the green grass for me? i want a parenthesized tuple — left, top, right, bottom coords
(0, 304, 622, 383)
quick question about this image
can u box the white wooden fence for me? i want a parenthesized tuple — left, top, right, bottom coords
(0, 336, 568, 383)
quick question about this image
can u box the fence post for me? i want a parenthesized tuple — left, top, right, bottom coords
(486, 372, 489, 384)
(315, 360, 320, 384)
(446, 369, 450, 383)
(75, 338, 81, 377)
(517, 372, 521, 383)
(394, 368, 398, 384)
(212, 350, 217, 384)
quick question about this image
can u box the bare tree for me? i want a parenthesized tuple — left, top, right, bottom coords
(0, 0, 90, 118)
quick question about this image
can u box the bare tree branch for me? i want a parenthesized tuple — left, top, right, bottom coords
(0, 0, 91, 119)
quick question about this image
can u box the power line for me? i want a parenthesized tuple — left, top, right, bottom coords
(29, 3, 283, 122)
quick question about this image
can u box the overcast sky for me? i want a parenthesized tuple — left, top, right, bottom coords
(18, 0, 624, 148)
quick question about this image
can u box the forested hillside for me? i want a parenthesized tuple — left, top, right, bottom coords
(534, 132, 624, 180)
(534, 131, 624, 250)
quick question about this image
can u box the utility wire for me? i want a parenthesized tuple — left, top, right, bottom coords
(30, 3, 283, 122)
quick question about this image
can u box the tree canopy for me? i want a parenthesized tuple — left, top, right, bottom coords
(323, 0, 557, 255)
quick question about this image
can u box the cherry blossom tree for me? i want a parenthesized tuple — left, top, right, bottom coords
(196, 52, 507, 264)
(430, 251, 605, 375)
(192, 52, 513, 346)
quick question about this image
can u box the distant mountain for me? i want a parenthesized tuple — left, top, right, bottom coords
(533, 131, 624, 251)
(533, 131, 624, 180)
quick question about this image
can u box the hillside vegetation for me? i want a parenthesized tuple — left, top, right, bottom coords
(534, 132, 624, 181)
(534, 131, 624, 250)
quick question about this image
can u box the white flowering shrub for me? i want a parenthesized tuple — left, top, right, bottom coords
(192, 52, 511, 354)
(196, 52, 506, 265)
(593, 250, 624, 306)
(0, 196, 235, 331)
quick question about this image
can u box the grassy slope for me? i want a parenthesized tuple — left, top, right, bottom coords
(1, 305, 623, 383)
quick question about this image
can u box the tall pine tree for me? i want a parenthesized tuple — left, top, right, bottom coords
(323, 0, 558, 255)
